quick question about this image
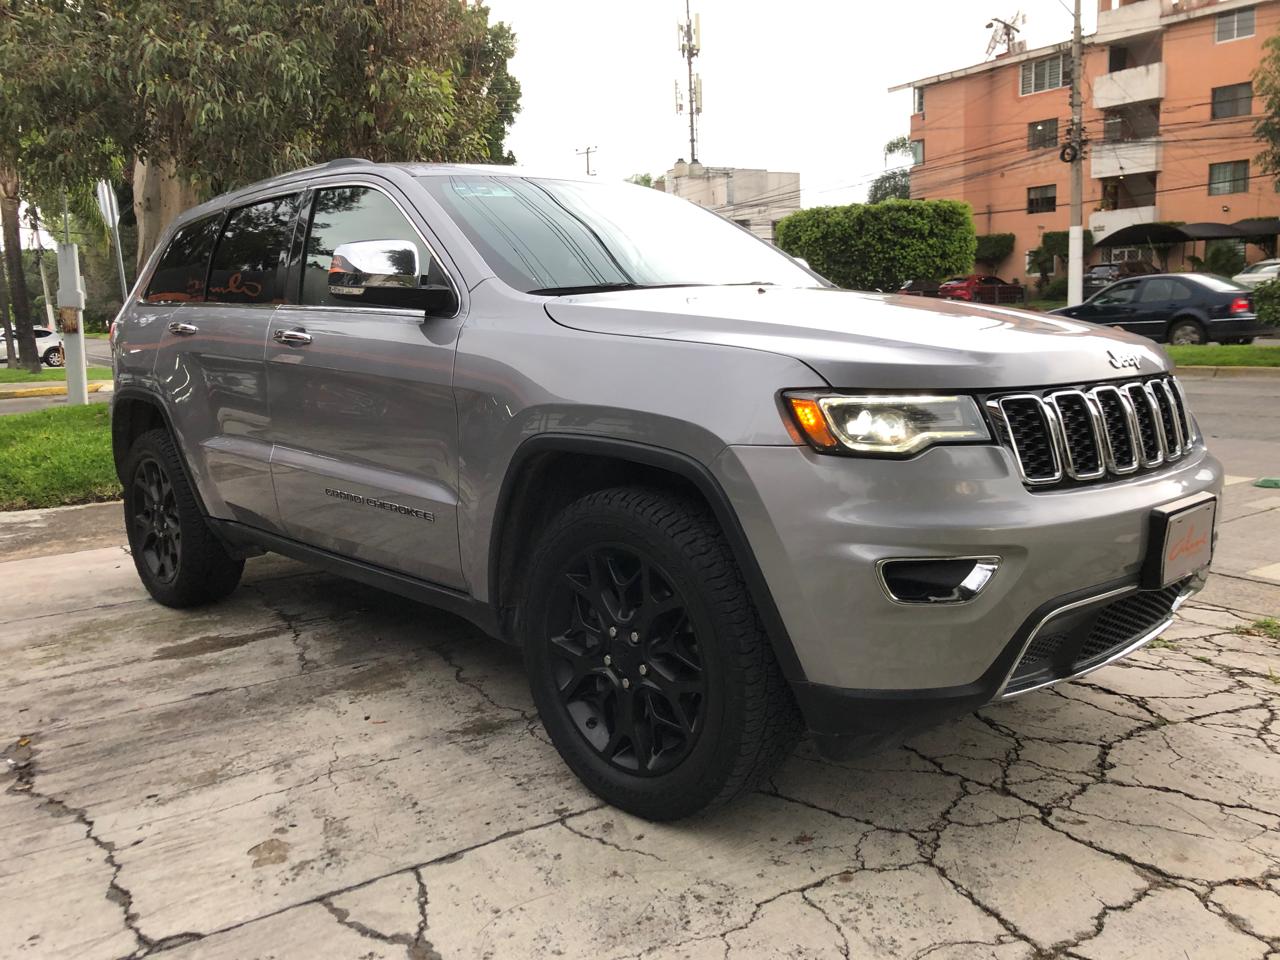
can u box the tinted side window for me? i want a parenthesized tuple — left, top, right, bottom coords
(1098, 281, 1138, 305)
(145, 215, 223, 303)
(208, 195, 300, 305)
(302, 186, 444, 308)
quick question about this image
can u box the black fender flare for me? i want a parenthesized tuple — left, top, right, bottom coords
(488, 433, 808, 683)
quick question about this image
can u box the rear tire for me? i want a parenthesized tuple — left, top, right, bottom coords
(122, 428, 244, 608)
(522, 487, 802, 821)
(43, 347, 64, 367)
(1168, 318, 1206, 345)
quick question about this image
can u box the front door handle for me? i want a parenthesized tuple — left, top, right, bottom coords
(167, 321, 198, 336)
(273, 328, 313, 347)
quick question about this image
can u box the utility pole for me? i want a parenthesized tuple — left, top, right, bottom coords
(677, 1, 702, 163)
(1068, 0, 1085, 306)
(57, 193, 88, 406)
(575, 146, 597, 176)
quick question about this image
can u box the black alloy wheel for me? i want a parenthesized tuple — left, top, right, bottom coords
(546, 544, 707, 776)
(131, 456, 182, 584)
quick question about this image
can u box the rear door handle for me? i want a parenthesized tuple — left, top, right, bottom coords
(167, 321, 198, 336)
(273, 328, 312, 346)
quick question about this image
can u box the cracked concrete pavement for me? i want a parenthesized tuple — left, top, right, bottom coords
(4, 455, 1280, 957)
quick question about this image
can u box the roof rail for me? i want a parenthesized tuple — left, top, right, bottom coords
(322, 157, 376, 168)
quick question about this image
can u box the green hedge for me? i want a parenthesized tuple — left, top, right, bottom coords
(1254, 277, 1280, 327)
(975, 233, 1015, 266)
(1040, 229, 1094, 259)
(774, 199, 976, 291)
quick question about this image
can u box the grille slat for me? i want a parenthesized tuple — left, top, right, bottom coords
(995, 376, 1190, 489)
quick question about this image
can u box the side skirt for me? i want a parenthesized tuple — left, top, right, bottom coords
(208, 519, 501, 639)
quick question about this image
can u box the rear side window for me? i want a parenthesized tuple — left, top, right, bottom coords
(144, 215, 223, 303)
(207, 194, 300, 304)
(301, 186, 444, 308)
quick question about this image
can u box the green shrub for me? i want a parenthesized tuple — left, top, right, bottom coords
(1043, 276, 1069, 300)
(1254, 277, 1280, 327)
(1040, 229, 1095, 260)
(975, 233, 1015, 267)
(774, 199, 976, 291)
(1200, 240, 1245, 279)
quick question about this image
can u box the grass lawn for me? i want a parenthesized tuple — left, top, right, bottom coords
(1165, 343, 1280, 367)
(0, 366, 113, 384)
(1025, 299, 1066, 312)
(84, 332, 110, 339)
(0, 405, 120, 510)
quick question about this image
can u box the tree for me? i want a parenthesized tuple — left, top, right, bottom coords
(1256, 29, 1280, 185)
(867, 169, 911, 204)
(774, 200, 976, 292)
(0, 169, 37, 371)
(0, 1, 523, 269)
(0, 206, 12, 366)
(867, 136, 913, 204)
(627, 173, 655, 188)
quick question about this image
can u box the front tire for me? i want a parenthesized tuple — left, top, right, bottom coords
(1168, 318, 1206, 345)
(122, 429, 244, 607)
(522, 487, 801, 821)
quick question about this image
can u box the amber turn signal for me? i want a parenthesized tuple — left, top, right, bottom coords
(786, 397, 838, 448)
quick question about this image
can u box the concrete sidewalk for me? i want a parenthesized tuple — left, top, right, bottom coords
(2, 485, 1278, 958)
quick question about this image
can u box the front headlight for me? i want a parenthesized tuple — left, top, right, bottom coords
(784, 393, 991, 456)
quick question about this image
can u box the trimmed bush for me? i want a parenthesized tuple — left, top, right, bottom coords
(1253, 277, 1280, 327)
(1040, 229, 1095, 259)
(774, 199, 976, 291)
(1201, 240, 1245, 279)
(975, 233, 1015, 267)
(1043, 276, 1069, 300)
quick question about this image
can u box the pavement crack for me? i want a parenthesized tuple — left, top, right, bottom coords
(560, 819, 665, 861)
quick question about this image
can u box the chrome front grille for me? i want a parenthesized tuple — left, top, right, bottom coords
(988, 376, 1196, 488)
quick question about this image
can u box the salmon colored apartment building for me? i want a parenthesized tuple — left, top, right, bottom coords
(890, 0, 1280, 281)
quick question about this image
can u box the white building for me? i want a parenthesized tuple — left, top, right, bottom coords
(661, 160, 800, 244)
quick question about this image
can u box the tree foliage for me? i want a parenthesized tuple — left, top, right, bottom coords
(1253, 277, 1280, 326)
(974, 233, 1015, 267)
(774, 200, 976, 292)
(867, 169, 911, 204)
(0, 0, 521, 239)
(1256, 29, 1280, 186)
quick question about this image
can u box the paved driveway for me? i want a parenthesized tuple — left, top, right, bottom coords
(3, 497, 1278, 960)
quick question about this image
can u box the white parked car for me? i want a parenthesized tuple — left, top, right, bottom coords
(0, 326, 64, 366)
(1232, 259, 1280, 288)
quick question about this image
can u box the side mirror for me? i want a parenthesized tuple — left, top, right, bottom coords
(328, 239, 456, 313)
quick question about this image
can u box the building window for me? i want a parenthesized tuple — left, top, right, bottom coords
(913, 87, 925, 115)
(1027, 184, 1057, 214)
(1208, 160, 1249, 195)
(1028, 118, 1058, 150)
(1216, 6, 1255, 42)
(1211, 82, 1253, 119)
(1020, 54, 1070, 95)
(910, 140, 925, 165)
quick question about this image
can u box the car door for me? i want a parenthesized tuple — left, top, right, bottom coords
(1127, 276, 1185, 338)
(152, 196, 299, 534)
(1074, 279, 1140, 328)
(265, 180, 466, 589)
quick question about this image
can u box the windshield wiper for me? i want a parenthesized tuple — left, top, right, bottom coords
(529, 282, 699, 296)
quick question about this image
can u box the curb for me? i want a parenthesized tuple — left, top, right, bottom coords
(1174, 366, 1280, 379)
(0, 381, 113, 400)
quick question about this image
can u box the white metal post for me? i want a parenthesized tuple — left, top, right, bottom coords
(1068, 0, 1085, 306)
(56, 241, 88, 405)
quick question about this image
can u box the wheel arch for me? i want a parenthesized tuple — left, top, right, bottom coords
(111, 387, 216, 519)
(1165, 312, 1208, 342)
(487, 434, 807, 682)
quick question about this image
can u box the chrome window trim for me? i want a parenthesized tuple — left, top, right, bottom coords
(994, 394, 1063, 485)
(1124, 381, 1165, 468)
(996, 579, 1199, 700)
(1047, 389, 1107, 481)
(1089, 384, 1140, 474)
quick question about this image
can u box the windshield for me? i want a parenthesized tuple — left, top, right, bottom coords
(1241, 261, 1277, 274)
(418, 175, 817, 293)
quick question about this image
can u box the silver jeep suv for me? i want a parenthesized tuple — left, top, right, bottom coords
(111, 160, 1220, 820)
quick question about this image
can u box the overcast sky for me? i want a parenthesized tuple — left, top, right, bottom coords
(485, 0, 1099, 205)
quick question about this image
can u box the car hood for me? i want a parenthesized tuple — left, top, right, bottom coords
(544, 286, 1170, 389)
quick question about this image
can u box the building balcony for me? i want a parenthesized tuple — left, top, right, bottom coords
(1089, 205, 1159, 240)
(1096, 0, 1161, 43)
(1090, 138, 1162, 179)
(1093, 62, 1165, 109)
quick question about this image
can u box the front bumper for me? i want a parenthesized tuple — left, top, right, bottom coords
(712, 441, 1222, 744)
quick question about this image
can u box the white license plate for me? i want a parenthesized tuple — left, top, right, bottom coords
(1156, 498, 1215, 587)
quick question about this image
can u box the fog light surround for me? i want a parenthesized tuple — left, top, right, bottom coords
(877, 556, 1001, 605)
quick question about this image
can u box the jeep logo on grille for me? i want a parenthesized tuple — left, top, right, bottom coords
(1106, 349, 1142, 371)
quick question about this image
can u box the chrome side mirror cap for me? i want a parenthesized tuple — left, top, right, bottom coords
(329, 240, 420, 296)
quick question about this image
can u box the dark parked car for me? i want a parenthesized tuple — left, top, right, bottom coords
(1082, 261, 1158, 297)
(937, 274, 1024, 304)
(898, 279, 941, 297)
(1051, 273, 1270, 344)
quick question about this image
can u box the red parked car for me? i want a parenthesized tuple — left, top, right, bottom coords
(937, 274, 1025, 305)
